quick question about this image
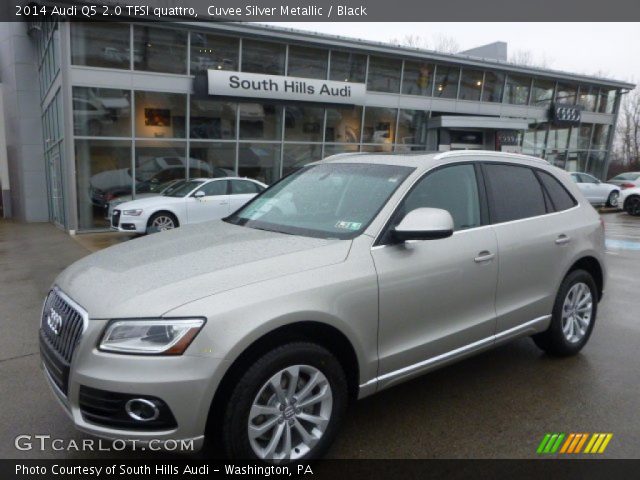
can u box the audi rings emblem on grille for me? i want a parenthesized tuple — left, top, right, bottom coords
(46, 307, 63, 335)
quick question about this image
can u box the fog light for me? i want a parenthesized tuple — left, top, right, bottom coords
(125, 398, 160, 422)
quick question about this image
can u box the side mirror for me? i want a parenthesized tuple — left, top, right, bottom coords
(392, 208, 454, 241)
(194, 190, 205, 199)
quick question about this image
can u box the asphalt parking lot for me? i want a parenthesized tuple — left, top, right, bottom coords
(1, 212, 639, 459)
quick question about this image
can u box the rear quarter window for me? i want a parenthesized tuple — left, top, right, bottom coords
(536, 171, 577, 211)
(484, 163, 547, 223)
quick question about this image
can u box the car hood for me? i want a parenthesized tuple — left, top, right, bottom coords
(115, 195, 184, 211)
(55, 221, 351, 318)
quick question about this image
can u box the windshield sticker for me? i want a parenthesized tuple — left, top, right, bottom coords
(335, 221, 362, 231)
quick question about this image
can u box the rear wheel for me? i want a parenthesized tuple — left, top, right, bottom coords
(606, 190, 619, 208)
(625, 195, 640, 216)
(222, 342, 348, 462)
(532, 269, 597, 356)
(147, 212, 178, 233)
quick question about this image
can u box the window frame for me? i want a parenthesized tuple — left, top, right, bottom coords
(192, 179, 229, 197)
(375, 161, 490, 246)
(533, 169, 579, 213)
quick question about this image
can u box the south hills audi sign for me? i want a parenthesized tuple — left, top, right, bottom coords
(207, 70, 367, 105)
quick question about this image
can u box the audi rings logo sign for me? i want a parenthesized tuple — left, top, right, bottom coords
(551, 104, 582, 125)
(46, 307, 63, 335)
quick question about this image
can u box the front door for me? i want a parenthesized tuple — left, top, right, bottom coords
(372, 163, 498, 387)
(186, 180, 230, 223)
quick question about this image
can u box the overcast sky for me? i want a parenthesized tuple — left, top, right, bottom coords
(265, 23, 639, 86)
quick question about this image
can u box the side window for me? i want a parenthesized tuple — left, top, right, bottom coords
(399, 164, 482, 231)
(484, 164, 546, 223)
(231, 180, 260, 195)
(536, 171, 578, 212)
(580, 173, 597, 184)
(196, 180, 227, 196)
(570, 173, 582, 183)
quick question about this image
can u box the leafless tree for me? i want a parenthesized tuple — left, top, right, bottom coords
(508, 49, 550, 68)
(613, 88, 640, 172)
(389, 33, 459, 54)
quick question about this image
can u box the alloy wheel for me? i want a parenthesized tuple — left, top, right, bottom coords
(608, 191, 619, 207)
(151, 215, 175, 230)
(628, 197, 640, 216)
(248, 365, 333, 461)
(561, 282, 593, 344)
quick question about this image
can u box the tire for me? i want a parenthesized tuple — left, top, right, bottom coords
(606, 190, 619, 208)
(625, 195, 640, 216)
(222, 342, 348, 462)
(146, 211, 178, 234)
(532, 269, 598, 357)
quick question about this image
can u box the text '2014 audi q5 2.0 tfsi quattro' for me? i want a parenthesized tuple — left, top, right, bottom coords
(40, 151, 606, 462)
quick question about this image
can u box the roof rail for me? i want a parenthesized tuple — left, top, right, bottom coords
(433, 150, 549, 165)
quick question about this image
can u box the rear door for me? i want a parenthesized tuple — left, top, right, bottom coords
(186, 180, 230, 223)
(483, 163, 578, 334)
(229, 179, 264, 212)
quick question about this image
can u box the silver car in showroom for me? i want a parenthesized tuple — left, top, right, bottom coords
(40, 151, 606, 462)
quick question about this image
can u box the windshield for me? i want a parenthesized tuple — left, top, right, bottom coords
(163, 180, 204, 197)
(611, 173, 640, 181)
(225, 163, 414, 239)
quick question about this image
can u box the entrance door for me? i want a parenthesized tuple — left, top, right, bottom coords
(46, 148, 65, 228)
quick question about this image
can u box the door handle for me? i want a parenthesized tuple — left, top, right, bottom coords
(474, 251, 495, 263)
(555, 234, 571, 245)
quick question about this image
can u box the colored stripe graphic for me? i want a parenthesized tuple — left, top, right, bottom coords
(538, 433, 613, 454)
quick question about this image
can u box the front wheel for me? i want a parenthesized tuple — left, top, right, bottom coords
(606, 190, 619, 208)
(146, 212, 178, 233)
(532, 269, 597, 356)
(625, 195, 640, 216)
(222, 342, 348, 462)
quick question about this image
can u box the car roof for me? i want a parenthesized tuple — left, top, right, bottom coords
(316, 150, 550, 170)
(192, 176, 263, 182)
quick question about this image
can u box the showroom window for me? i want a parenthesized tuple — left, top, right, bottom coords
(323, 144, 359, 157)
(238, 102, 283, 140)
(547, 126, 570, 153)
(458, 69, 484, 101)
(135, 91, 186, 138)
(190, 32, 239, 74)
(586, 151, 606, 178)
(238, 143, 281, 185)
(189, 142, 237, 177)
(578, 86, 598, 112)
(556, 83, 577, 105)
(367, 56, 402, 93)
(73, 87, 131, 137)
(241, 39, 286, 75)
(135, 141, 188, 195)
(576, 124, 593, 150)
(288, 45, 328, 79)
(282, 144, 324, 177)
(285, 106, 325, 142)
(504, 75, 531, 105)
(522, 123, 548, 156)
(482, 71, 505, 103)
(133, 26, 188, 74)
(329, 51, 366, 83)
(190, 98, 237, 140)
(363, 107, 397, 146)
(433, 65, 460, 99)
(531, 79, 555, 106)
(591, 125, 610, 150)
(397, 109, 428, 146)
(75, 139, 132, 230)
(71, 22, 130, 70)
(325, 106, 362, 143)
(402, 61, 434, 96)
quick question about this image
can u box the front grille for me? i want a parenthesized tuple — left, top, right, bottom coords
(111, 209, 121, 228)
(79, 386, 177, 431)
(39, 289, 86, 396)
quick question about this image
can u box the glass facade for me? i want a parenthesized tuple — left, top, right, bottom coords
(65, 22, 622, 231)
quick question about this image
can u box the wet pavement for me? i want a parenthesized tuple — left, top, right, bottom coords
(1, 213, 639, 459)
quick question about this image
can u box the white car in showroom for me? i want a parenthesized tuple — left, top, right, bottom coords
(569, 172, 620, 207)
(111, 177, 267, 234)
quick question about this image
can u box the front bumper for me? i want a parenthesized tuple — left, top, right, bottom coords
(113, 216, 147, 233)
(41, 318, 224, 451)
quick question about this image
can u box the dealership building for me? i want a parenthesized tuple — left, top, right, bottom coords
(0, 15, 635, 232)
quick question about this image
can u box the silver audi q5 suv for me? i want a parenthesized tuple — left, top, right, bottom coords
(40, 151, 606, 461)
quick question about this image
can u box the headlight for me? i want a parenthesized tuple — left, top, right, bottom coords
(99, 318, 205, 355)
(122, 209, 143, 216)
